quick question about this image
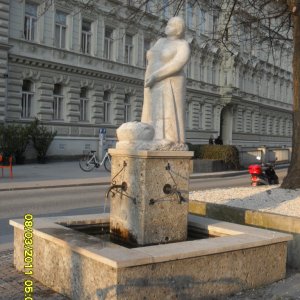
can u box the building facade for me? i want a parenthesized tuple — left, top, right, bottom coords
(0, 0, 293, 159)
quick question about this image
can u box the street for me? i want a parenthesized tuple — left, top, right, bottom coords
(0, 168, 288, 251)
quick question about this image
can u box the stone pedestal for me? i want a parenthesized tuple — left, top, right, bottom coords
(108, 149, 193, 246)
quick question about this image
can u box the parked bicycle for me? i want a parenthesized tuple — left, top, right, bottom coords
(79, 150, 111, 172)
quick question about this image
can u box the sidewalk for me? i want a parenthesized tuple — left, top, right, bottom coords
(0, 161, 250, 191)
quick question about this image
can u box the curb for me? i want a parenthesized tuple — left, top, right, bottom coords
(190, 170, 248, 179)
(0, 181, 109, 192)
(191, 164, 289, 180)
(0, 172, 245, 191)
(0, 165, 289, 192)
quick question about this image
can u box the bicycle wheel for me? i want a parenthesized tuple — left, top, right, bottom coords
(104, 155, 111, 172)
(79, 156, 95, 172)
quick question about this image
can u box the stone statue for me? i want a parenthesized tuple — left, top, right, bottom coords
(116, 17, 191, 151)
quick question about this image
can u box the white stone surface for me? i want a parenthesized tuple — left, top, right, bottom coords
(190, 186, 300, 217)
(116, 17, 191, 151)
(141, 17, 191, 150)
(10, 214, 291, 268)
(116, 121, 155, 150)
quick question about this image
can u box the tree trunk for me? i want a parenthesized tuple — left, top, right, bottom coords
(281, 1, 300, 189)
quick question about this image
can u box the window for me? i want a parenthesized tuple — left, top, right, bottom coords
(186, 3, 193, 29)
(242, 110, 247, 132)
(187, 59, 192, 78)
(266, 80, 269, 98)
(211, 105, 215, 130)
(231, 17, 238, 42)
(53, 84, 63, 120)
(279, 82, 283, 101)
(24, 2, 37, 41)
(279, 118, 283, 135)
(212, 15, 218, 38)
(199, 9, 206, 34)
(144, 39, 151, 67)
(124, 94, 131, 123)
(103, 90, 111, 123)
(212, 63, 217, 85)
(239, 72, 244, 91)
(251, 112, 256, 133)
(22, 80, 33, 118)
(199, 104, 203, 129)
(273, 117, 278, 135)
(266, 116, 272, 135)
(104, 27, 114, 60)
(224, 71, 228, 85)
(145, 0, 154, 14)
(81, 20, 92, 54)
(185, 102, 192, 129)
(199, 63, 204, 81)
(162, 0, 169, 19)
(80, 87, 89, 121)
(55, 11, 67, 48)
(207, 64, 212, 83)
(124, 34, 133, 65)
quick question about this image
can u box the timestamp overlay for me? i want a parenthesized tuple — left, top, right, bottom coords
(23, 214, 34, 300)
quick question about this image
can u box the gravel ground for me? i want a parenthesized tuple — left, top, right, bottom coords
(190, 185, 300, 217)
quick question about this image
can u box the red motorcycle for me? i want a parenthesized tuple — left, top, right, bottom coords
(248, 157, 279, 186)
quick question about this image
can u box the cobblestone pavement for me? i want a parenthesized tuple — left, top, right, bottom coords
(0, 250, 69, 300)
(1, 249, 300, 300)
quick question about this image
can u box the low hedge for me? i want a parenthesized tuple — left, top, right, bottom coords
(187, 144, 241, 170)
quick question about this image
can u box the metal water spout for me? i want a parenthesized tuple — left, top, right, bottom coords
(105, 181, 127, 198)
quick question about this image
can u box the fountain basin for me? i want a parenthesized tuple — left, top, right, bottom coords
(10, 214, 292, 299)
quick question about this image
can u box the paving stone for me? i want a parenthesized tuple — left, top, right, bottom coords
(0, 250, 69, 300)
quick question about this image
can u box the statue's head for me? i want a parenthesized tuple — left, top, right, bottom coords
(165, 17, 185, 39)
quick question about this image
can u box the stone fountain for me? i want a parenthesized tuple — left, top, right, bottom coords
(10, 17, 292, 300)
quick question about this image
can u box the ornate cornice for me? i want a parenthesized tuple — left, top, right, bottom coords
(9, 54, 143, 86)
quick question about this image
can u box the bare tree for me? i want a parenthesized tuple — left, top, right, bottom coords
(42, 0, 299, 188)
(281, 0, 300, 188)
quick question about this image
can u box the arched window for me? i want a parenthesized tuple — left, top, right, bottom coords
(22, 80, 34, 118)
(103, 90, 111, 123)
(53, 84, 63, 120)
(80, 87, 89, 122)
